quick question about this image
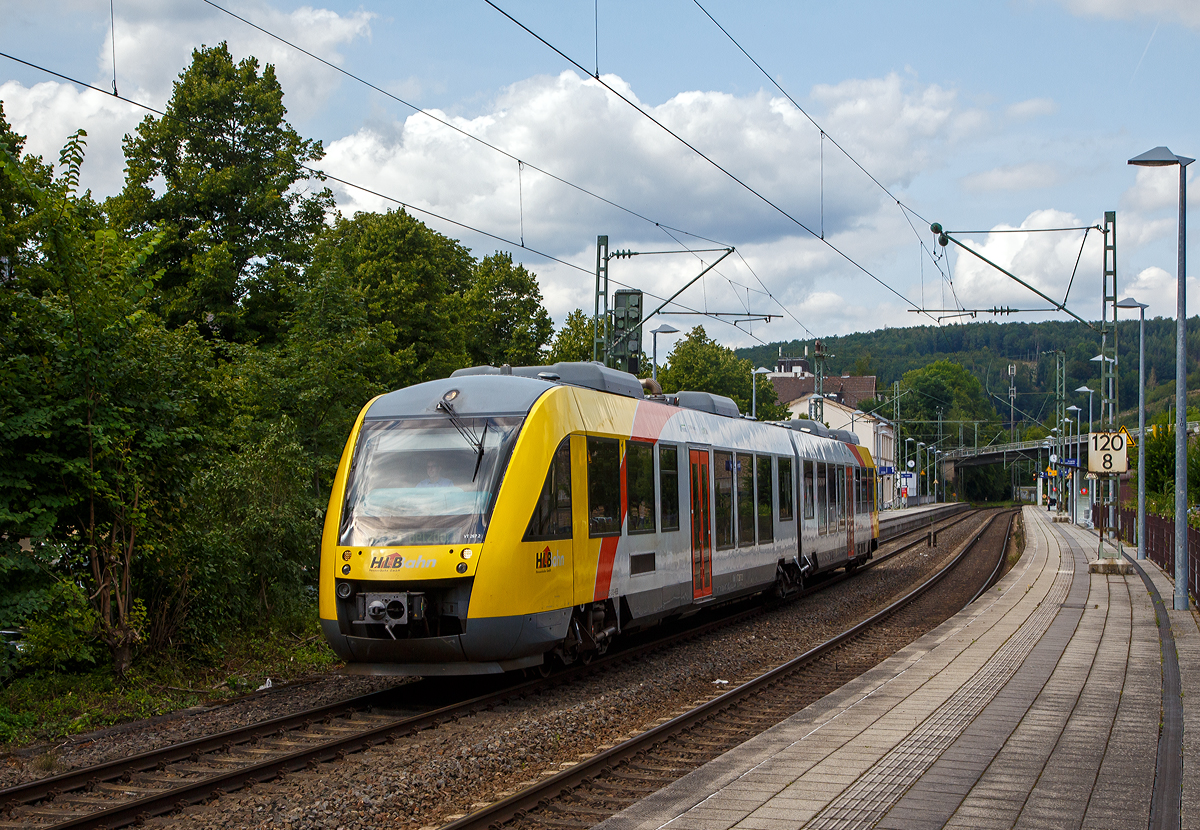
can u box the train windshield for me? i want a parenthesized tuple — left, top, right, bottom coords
(338, 416, 522, 547)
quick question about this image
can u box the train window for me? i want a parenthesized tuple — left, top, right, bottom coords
(626, 440, 655, 534)
(757, 456, 773, 543)
(659, 444, 680, 532)
(837, 467, 847, 528)
(803, 461, 814, 521)
(714, 451, 734, 550)
(778, 457, 793, 522)
(524, 438, 572, 541)
(587, 437, 622, 537)
(816, 463, 827, 534)
(736, 453, 755, 547)
(854, 469, 862, 515)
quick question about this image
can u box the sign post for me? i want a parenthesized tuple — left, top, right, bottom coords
(1088, 432, 1128, 561)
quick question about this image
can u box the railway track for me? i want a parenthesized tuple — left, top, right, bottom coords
(0, 507, 987, 830)
(443, 508, 1016, 830)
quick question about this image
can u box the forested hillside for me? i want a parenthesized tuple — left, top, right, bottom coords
(737, 317, 1200, 429)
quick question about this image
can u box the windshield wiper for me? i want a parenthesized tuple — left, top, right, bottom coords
(436, 399, 488, 481)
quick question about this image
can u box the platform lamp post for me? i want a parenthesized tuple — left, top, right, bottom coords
(650, 323, 678, 383)
(751, 366, 771, 419)
(1116, 297, 1149, 560)
(1130, 146, 1191, 608)
(904, 438, 915, 506)
(1067, 406, 1082, 523)
(917, 442, 926, 502)
(1076, 385, 1094, 523)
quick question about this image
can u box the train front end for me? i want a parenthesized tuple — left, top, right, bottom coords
(318, 375, 551, 676)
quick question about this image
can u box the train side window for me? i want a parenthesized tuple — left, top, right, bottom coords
(626, 440, 656, 534)
(524, 437, 572, 541)
(837, 466, 847, 527)
(816, 463, 827, 534)
(757, 456, 773, 543)
(736, 453, 755, 547)
(854, 469, 862, 514)
(659, 444, 680, 532)
(714, 451, 734, 550)
(778, 457, 793, 522)
(803, 461, 815, 521)
(587, 437, 622, 537)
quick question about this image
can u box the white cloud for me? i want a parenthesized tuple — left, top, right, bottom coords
(0, 81, 143, 196)
(105, 2, 373, 119)
(1054, 0, 1200, 28)
(962, 163, 1062, 192)
(1122, 266, 1197, 318)
(1006, 98, 1058, 120)
(323, 69, 969, 344)
(945, 209, 1106, 315)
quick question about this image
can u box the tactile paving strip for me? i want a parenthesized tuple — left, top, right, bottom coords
(804, 518, 1074, 830)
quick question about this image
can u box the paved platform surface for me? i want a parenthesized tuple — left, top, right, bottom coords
(597, 506, 1199, 830)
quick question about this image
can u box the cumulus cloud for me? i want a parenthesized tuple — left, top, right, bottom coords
(322, 69, 968, 342)
(104, 1, 373, 119)
(1054, 0, 1200, 28)
(0, 81, 144, 196)
(945, 209, 1106, 316)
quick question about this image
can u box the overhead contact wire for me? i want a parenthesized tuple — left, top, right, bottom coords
(483, 0, 936, 323)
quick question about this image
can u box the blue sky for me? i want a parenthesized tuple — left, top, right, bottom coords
(1, 0, 1196, 347)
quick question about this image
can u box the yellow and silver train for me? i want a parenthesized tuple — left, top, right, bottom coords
(319, 362, 879, 676)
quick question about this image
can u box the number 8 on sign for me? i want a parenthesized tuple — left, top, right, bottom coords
(1088, 432, 1128, 473)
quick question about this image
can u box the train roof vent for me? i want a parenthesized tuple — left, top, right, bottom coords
(780, 418, 831, 437)
(674, 390, 741, 418)
(829, 428, 860, 445)
(450, 361, 643, 399)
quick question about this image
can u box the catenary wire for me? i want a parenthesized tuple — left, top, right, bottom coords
(0, 49, 760, 340)
(199, 0, 828, 340)
(483, 0, 939, 324)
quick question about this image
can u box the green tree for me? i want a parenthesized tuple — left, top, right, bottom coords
(658, 326, 788, 419)
(314, 208, 475, 381)
(462, 252, 553, 367)
(109, 42, 332, 342)
(0, 131, 204, 674)
(548, 308, 596, 364)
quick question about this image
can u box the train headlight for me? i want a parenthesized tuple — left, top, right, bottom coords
(336, 582, 352, 599)
(456, 562, 468, 573)
(461, 548, 473, 559)
(341, 564, 351, 575)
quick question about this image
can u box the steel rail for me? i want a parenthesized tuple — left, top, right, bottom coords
(439, 510, 1005, 830)
(0, 508, 981, 829)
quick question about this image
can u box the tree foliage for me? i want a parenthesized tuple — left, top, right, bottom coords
(659, 327, 788, 420)
(108, 42, 332, 342)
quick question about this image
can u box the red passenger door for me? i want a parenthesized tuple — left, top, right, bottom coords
(689, 449, 713, 599)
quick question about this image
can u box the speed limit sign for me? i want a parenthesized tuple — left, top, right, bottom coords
(1088, 432, 1128, 473)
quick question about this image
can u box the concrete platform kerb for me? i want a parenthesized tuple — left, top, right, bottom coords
(596, 507, 1197, 830)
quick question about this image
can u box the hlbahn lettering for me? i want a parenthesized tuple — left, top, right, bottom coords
(370, 553, 437, 570)
(536, 546, 564, 571)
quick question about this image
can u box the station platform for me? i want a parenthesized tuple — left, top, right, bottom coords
(598, 506, 1199, 830)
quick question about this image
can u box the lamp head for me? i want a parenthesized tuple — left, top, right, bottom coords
(651, 323, 679, 335)
(1115, 297, 1148, 310)
(1067, 405, 1080, 413)
(1075, 385, 1093, 394)
(754, 366, 771, 374)
(1128, 146, 1194, 167)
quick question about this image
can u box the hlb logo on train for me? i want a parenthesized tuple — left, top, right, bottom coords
(370, 553, 437, 570)
(536, 546, 564, 571)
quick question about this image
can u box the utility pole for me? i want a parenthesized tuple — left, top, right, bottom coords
(1097, 211, 1121, 558)
(593, 235, 609, 363)
(809, 340, 833, 424)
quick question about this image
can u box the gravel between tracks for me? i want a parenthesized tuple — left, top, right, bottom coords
(2, 510, 997, 830)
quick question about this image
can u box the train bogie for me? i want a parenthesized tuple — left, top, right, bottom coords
(319, 362, 879, 676)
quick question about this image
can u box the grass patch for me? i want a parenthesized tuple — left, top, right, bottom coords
(0, 604, 339, 748)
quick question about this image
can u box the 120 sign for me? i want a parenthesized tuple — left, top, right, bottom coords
(1087, 432, 1128, 473)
